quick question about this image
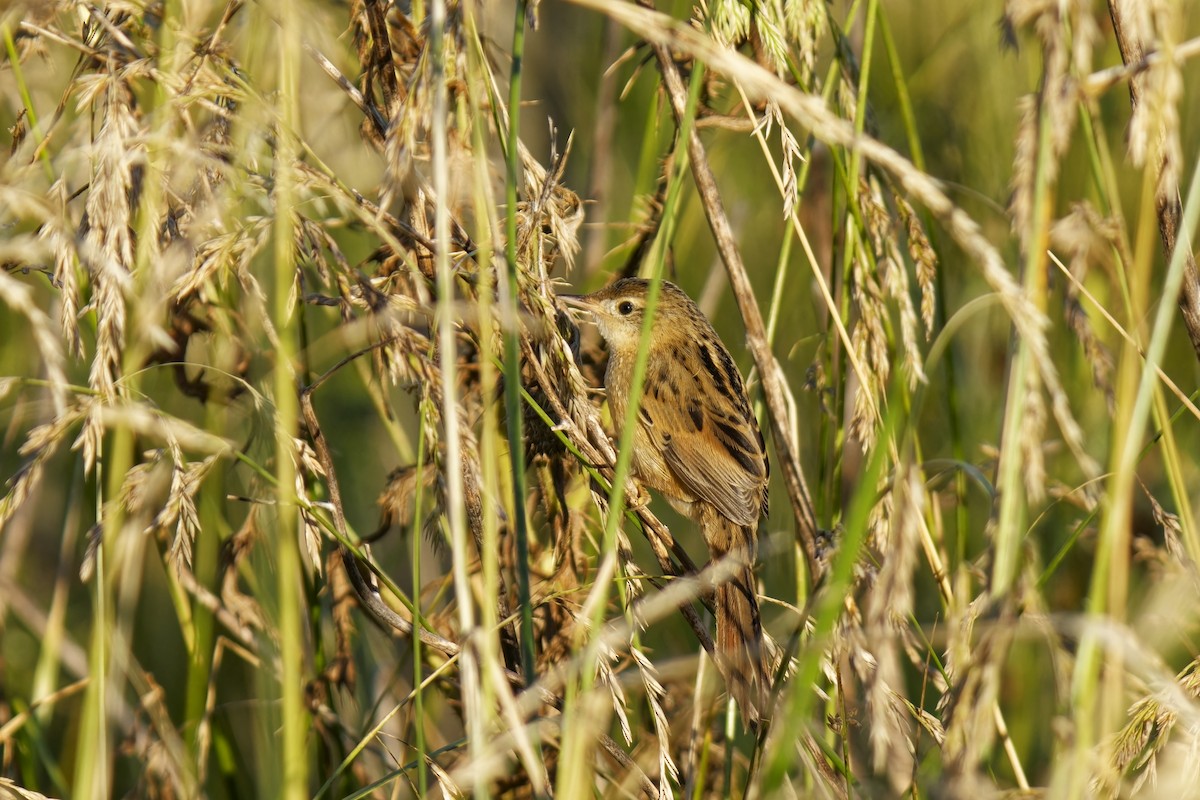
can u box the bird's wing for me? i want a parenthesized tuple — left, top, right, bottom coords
(641, 357, 768, 528)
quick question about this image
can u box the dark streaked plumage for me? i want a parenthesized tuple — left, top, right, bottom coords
(564, 277, 770, 724)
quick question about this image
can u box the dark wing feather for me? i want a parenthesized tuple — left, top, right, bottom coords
(643, 344, 768, 526)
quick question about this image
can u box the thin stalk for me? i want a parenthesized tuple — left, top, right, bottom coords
(876, 7, 924, 173)
(801, 20, 857, 536)
(431, 3, 487, 800)
(760, 376, 900, 792)
(992, 97, 1057, 600)
(878, 2, 970, 575)
(184, 401, 228, 767)
(764, 224, 794, 346)
(75, 470, 113, 797)
(1078, 101, 1200, 559)
(846, 0, 877, 187)
(1069, 147, 1200, 799)
(411, 417, 429, 798)
(465, 6, 544, 784)
(271, 0, 307, 795)
(31, 459, 84, 727)
(503, 0, 537, 686)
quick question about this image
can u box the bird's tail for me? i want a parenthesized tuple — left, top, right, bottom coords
(708, 518, 768, 727)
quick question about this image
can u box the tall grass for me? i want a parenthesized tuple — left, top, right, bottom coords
(2, 0, 1200, 797)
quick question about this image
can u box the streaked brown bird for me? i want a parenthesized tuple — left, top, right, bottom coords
(564, 277, 770, 724)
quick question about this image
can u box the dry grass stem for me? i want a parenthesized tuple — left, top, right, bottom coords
(2, 0, 1200, 796)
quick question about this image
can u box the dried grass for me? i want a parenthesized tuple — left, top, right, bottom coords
(2, 1, 1200, 798)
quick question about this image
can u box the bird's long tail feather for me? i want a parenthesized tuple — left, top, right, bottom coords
(706, 514, 768, 727)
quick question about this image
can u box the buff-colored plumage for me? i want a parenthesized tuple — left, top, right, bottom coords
(565, 277, 770, 724)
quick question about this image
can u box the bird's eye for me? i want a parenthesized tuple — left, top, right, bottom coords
(618, 301, 635, 316)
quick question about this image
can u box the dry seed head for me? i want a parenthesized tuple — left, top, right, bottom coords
(852, 479, 922, 785)
(896, 194, 938, 339)
(629, 647, 680, 789)
(173, 222, 271, 304)
(847, 326, 883, 449)
(765, 102, 804, 220)
(83, 75, 140, 406)
(1107, 694, 1176, 795)
(706, 0, 751, 49)
(847, 240, 888, 449)
(1144, 489, 1188, 566)
(166, 455, 217, 572)
(0, 266, 70, 418)
(783, 0, 826, 85)
(940, 624, 1008, 773)
(868, 178, 929, 388)
(1009, 93, 1038, 245)
(381, 12, 469, 207)
(865, 465, 921, 635)
(518, 138, 584, 277)
(865, 654, 917, 787)
(751, 4, 790, 75)
(32, 180, 87, 359)
(0, 407, 87, 531)
(1013, 369, 1048, 503)
(596, 640, 632, 746)
(1127, 0, 1183, 199)
(1006, 0, 1097, 242)
(882, 252, 928, 388)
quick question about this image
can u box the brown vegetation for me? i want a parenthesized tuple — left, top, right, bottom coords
(2, 0, 1200, 797)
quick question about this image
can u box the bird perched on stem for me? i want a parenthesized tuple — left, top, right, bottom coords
(563, 277, 770, 725)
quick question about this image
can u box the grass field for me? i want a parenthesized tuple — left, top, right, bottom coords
(3, 0, 1200, 797)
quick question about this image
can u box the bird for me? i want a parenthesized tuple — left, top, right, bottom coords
(563, 277, 771, 725)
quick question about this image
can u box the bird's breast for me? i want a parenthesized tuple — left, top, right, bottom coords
(604, 353, 698, 506)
